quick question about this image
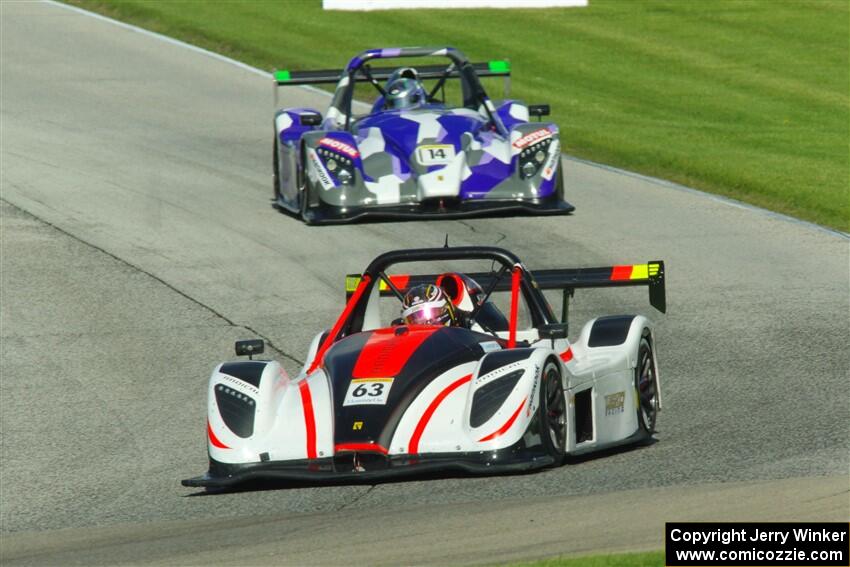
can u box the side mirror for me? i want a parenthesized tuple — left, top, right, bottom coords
(539, 323, 568, 342)
(300, 113, 322, 126)
(528, 104, 550, 120)
(235, 339, 264, 360)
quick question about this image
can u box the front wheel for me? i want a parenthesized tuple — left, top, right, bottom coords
(554, 161, 565, 201)
(538, 359, 567, 462)
(298, 151, 314, 225)
(636, 329, 659, 434)
(272, 138, 281, 201)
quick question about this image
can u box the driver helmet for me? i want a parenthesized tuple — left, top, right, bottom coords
(401, 284, 456, 326)
(385, 67, 426, 110)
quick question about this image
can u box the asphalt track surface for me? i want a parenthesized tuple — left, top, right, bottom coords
(1, 2, 848, 565)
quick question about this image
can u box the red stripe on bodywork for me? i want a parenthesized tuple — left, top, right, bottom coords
(409, 373, 472, 454)
(299, 380, 317, 459)
(207, 420, 229, 449)
(353, 325, 439, 378)
(610, 265, 633, 281)
(559, 348, 573, 362)
(308, 274, 371, 374)
(334, 443, 389, 455)
(478, 396, 527, 442)
(507, 267, 521, 348)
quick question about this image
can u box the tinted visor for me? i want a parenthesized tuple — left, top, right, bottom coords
(404, 305, 446, 326)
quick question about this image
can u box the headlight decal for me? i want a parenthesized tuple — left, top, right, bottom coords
(214, 384, 256, 438)
(470, 368, 524, 428)
(518, 138, 553, 180)
(316, 146, 357, 186)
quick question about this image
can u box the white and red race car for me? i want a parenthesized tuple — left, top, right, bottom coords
(182, 246, 666, 488)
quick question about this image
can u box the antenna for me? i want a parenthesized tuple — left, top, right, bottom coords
(443, 234, 449, 248)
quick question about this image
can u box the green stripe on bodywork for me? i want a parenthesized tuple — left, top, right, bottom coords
(488, 60, 510, 73)
(274, 70, 291, 82)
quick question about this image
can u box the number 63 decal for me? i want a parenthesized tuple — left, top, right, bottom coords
(343, 378, 395, 406)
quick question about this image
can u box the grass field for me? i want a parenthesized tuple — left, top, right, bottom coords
(65, 0, 848, 228)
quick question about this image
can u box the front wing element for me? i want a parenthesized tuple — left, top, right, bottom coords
(300, 195, 574, 225)
(182, 446, 556, 489)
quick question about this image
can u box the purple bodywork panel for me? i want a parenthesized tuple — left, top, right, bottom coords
(276, 108, 321, 144)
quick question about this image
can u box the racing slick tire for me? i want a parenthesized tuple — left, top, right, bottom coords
(636, 329, 659, 435)
(555, 162, 565, 201)
(272, 138, 281, 201)
(298, 149, 315, 225)
(299, 184, 310, 224)
(539, 358, 567, 462)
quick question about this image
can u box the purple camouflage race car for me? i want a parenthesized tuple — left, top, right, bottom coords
(272, 47, 574, 224)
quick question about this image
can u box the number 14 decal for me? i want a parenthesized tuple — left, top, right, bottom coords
(343, 378, 394, 406)
(416, 144, 455, 166)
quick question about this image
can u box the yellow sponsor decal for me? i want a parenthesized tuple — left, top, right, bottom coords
(630, 264, 649, 280)
(346, 276, 394, 293)
(350, 377, 394, 383)
(623, 262, 660, 280)
(352, 421, 363, 430)
(345, 275, 361, 292)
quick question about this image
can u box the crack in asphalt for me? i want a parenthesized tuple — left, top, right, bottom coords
(457, 220, 507, 245)
(335, 484, 376, 512)
(243, 324, 304, 366)
(0, 198, 304, 367)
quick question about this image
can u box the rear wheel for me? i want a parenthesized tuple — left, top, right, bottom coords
(538, 359, 566, 461)
(636, 329, 659, 434)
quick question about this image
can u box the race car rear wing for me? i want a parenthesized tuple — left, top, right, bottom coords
(273, 60, 511, 86)
(531, 262, 666, 314)
(346, 261, 666, 317)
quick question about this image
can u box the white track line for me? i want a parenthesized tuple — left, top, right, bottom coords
(45, 0, 848, 239)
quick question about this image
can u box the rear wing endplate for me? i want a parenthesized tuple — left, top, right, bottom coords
(346, 261, 666, 314)
(273, 60, 511, 86)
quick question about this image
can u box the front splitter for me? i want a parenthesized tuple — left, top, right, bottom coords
(182, 450, 557, 489)
(298, 197, 575, 225)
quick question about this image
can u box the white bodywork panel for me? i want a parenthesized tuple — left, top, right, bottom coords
(416, 152, 467, 199)
(206, 315, 659, 466)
